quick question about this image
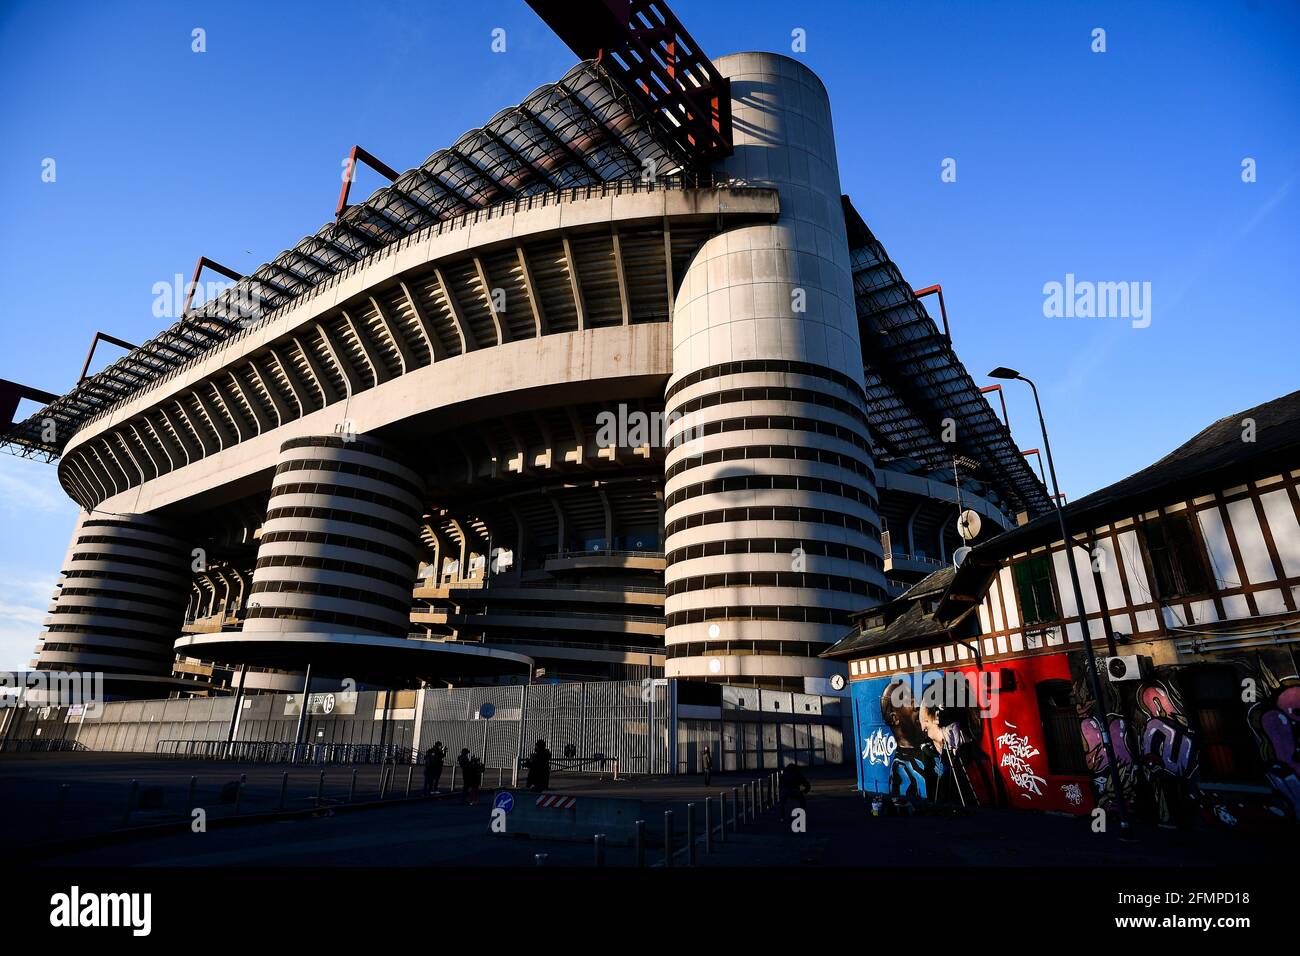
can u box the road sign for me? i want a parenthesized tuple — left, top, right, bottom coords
(478, 702, 496, 719)
(493, 791, 514, 813)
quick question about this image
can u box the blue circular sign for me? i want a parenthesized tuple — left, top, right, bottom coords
(494, 791, 514, 813)
(479, 702, 496, 719)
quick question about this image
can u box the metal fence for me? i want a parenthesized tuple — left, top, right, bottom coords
(2, 679, 845, 775)
(4, 680, 671, 775)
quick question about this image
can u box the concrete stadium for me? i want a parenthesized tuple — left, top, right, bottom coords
(3, 1, 1051, 700)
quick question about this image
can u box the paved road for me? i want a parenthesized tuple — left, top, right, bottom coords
(8, 754, 1298, 867)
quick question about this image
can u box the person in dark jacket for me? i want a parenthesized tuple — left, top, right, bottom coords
(526, 738, 552, 792)
(464, 753, 484, 806)
(701, 746, 713, 786)
(457, 748, 473, 803)
(423, 741, 446, 795)
(779, 762, 812, 820)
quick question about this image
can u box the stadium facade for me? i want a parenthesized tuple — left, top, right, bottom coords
(3, 2, 1051, 699)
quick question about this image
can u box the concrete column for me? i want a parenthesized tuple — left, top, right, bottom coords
(242, 435, 426, 641)
(664, 53, 888, 692)
(33, 511, 192, 696)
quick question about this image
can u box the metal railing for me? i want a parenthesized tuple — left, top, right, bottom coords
(156, 739, 420, 765)
(544, 549, 665, 561)
(882, 548, 946, 569)
(3, 738, 85, 754)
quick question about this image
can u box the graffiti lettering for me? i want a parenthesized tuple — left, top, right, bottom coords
(862, 728, 897, 766)
(996, 722, 1047, 797)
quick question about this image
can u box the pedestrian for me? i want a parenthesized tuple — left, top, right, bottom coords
(423, 741, 446, 795)
(526, 738, 552, 792)
(701, 745, 713, 786)
(458, 747, 473, 803)
(779, 761, 811, 821)
(465, 753, 485, 806)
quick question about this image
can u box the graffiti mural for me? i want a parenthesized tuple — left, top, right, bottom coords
(1073, 650, 1300, 829)
(850, 649, 1300, 827)
(1080, 712, 1139, 814)
(850, 671, 993, 806)
(995, 722, 1047, 798)
(1249, 672, 1300, 819)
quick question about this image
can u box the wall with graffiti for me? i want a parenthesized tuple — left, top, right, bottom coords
(849, 657, 1091, 814)
(850, 646, 1300, 828)
(1076, 649, 1299, 830)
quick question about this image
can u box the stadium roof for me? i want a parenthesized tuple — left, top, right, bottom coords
(844, 197, 1054, 518)
(1, 59, 686, 461)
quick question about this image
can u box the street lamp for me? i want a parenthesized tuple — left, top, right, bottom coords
(988, 366, 1132, 835)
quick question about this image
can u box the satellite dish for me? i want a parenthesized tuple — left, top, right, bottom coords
(957, 509, 982, 541)
(953, 546, 972, 567)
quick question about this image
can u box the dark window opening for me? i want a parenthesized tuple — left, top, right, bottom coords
(1142, 514, 1211, 599)
(1014, 555, 1058, 626)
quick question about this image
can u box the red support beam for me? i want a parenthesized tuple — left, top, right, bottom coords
(182, 256, 245, 317)
(912, 284, 951, 339)
(1021, 447, 1048, 489)
(77, 332, 137, 384)
(980, 383, 1009, 428)
(0, 378, 59, 429)
(526, 0, 732, 163)
(337, 145, 401, 218)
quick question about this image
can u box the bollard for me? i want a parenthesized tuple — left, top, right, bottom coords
(663, 810, 674, 868)
(704, 797, 712, 854)
(635, 819, 646, 868)
(719, 791, 727, 843)
(379, 764, 389, 800)
(405, 765, 414, 797)
(123, 780, 139, 822)
(750, 781, 756, 818)
(279, 772, 289, 811)
(316, 771, 325, 808)
(594, 833, 606, 867)
(234, 776, 245, 814)
(687, 803, 696, 866)
(733, 786, 742, 826)
(187, 775, 197, 809)
(349, 769, 358, 803)
(450, 763, 458, 794)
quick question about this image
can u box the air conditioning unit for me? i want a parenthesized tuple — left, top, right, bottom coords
(1103, 655, 1147, 682)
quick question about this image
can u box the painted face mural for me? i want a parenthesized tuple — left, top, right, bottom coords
(878, 678, 937, 798)
(851, 671, 994, 807)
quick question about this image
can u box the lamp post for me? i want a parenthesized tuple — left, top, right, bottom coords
(988, 367, 1131, 836)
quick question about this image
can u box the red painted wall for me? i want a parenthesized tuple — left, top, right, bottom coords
(952, 655, 1094, 815)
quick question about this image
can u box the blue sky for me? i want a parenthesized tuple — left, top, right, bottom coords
(0, 0, 1297, 670)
